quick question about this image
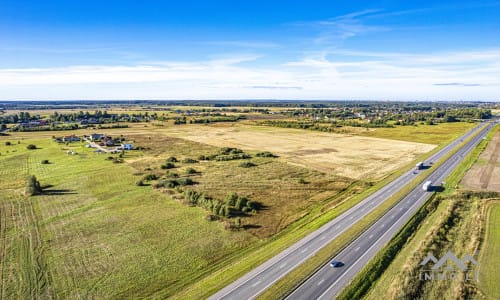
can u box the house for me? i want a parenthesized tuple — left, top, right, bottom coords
(62, 135, 81, 142)
(121, 143, 133, 150)
(89, 133, 104, 141)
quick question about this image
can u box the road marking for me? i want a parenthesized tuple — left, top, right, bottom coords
(354, 246, 360, 252)
(360, 207, 365, 212)
(317, 279, 325, 286)
(320, 236, 326, 240)
(391, 215, 395, 219)
(349, 216, 354, 220)
(252, 280, 261, 287)
(369, 234, 373, 239)
(381, 224, 385, 228)
(400, 207, 404, 211)
(301, 247, 309, 253)
(335, 225, 341, 229)
(279, 262, 287, 269)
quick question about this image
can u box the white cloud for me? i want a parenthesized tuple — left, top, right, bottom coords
(1, 50, 499, 101)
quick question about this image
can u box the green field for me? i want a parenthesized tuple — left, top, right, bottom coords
(478, 201, 500, 300)
(0, 129, 352, 298)
(0, 138, 261, 298)
(359, 122, 476, 144)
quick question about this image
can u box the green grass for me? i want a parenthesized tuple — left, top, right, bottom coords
(0, 136, 258, 298)
(478, 201, 500, 300)
(359, 122, 476, 145)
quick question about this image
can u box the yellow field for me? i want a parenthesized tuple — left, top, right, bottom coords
(154, 123, 435, 180)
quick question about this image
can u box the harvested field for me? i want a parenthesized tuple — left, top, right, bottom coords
(157, 124, 435, 180)
(461, 130, 500, 192)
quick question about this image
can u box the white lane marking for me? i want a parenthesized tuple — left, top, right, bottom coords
(369, 234, 373, 239)
(252, 280, 261, 287)
(354, 247, 360, 252)
(320, 236, 326, 240)
(280, 262, 287, 269)
(381, 224, 385, 228)
(349, 216, 354, 220)
(360, 207, 365, 212)
(391, 215, 395, 219)
(317, 279, 325, 286)
(301, 247, 309, 253)
(335, 225, 341, 229)
(400, 207, 404, 211)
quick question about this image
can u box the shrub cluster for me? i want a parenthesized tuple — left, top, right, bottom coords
(239, 161, 256, 168)
(256, 151, 277, 158)
(181, 158, 198, 163)
(198, 148, 251, 161)
(142, 174, 158, 181)
(153, 177, 194, 189)
(161, 162, 176, 169)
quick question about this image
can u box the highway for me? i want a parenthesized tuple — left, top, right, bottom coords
(287, 121, 496, 300)
(209, 122, 489, 300)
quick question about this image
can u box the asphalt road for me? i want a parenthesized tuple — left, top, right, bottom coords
(286, 121, 496, 300)
(208, 122, 490, 300)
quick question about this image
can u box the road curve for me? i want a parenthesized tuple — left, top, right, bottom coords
(286, 121, 496, 300)
(208, 122, 488, 300)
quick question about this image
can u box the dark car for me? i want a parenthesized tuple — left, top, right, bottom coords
(330, 260, 344, 268)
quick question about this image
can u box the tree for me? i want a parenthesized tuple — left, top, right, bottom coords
(26, 175, 42, 195)
(26, 144, 37, 150)
(5, 141, 11, 146)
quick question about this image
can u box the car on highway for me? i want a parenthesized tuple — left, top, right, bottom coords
(330, 260, 344, 268)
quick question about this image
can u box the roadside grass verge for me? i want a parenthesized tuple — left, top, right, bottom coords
(478, 201, 500, 300)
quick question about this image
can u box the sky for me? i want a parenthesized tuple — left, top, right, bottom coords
(1, 0, 499, 101)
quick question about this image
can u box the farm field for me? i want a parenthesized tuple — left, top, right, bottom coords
(0, 137, 258, 298)
(153, 123, 435, 180)
(359, 122, 476, 145)
(461, 129, 500, 191)
(0, 126, 355, 298)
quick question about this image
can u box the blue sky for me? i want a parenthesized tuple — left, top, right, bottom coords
(1, 0, 499, 100)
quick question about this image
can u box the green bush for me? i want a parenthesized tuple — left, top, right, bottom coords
(182, 158, 198, 163)
(177, 177, 194, 186)
(256, 151, 277, 157)
(186, 168, 197, 175)
(142, 174, 158, 181)
(26, 175, 42, 195)
(161, 162, 176, 169)
(166, 156, 178, 162)
(41, 159, 49, 164)
(26, 144, 37, 150)
(5, 141, 11, 146)
(239, 161, 256, 168)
